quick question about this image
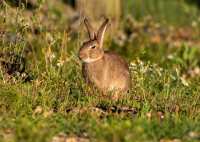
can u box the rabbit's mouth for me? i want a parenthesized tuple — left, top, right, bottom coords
(79, 51, 103, 63)
(81, 57, 102, 63)
(82, 58, 95, 63)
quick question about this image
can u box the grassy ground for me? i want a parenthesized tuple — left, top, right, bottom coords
(0, 0, 200, 142)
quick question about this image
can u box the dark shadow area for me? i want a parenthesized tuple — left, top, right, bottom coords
(5, 0, 38, 10)
(0, 52, 33, 82)
(62, 0, 76, 9)
(185, 0, 200, 8)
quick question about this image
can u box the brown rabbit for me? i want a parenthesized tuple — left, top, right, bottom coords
(79, 18, 131, 96)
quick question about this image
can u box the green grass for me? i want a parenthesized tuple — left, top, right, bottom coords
(123, 0, 200, 26)
(0, 0, 200, 142)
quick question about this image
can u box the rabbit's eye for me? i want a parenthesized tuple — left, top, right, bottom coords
(91, 46, 96, 49)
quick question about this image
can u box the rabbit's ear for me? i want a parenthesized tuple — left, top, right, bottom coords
(84, 18, 95, 40)
(97, 18, 109, 48)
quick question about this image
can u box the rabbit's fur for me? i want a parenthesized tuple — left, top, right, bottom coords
(79, 18, 131, 95)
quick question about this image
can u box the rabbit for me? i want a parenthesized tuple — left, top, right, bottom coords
(78, 18, 131, 97)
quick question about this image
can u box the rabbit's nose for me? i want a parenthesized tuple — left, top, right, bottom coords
(79, 52, 87, 59)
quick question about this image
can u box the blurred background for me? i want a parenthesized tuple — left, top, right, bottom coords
(0, 0, 200, 92)
(0, 1, 200, 142)
(1, 0, 200, 79)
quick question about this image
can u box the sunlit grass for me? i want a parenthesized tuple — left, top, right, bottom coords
(0, 1, 200, 142)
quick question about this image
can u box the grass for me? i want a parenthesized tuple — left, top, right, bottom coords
(122, 0, 200, 26)
(0, 0, 200, 142)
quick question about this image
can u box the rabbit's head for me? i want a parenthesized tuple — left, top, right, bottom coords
(79, 18, 109, 63)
